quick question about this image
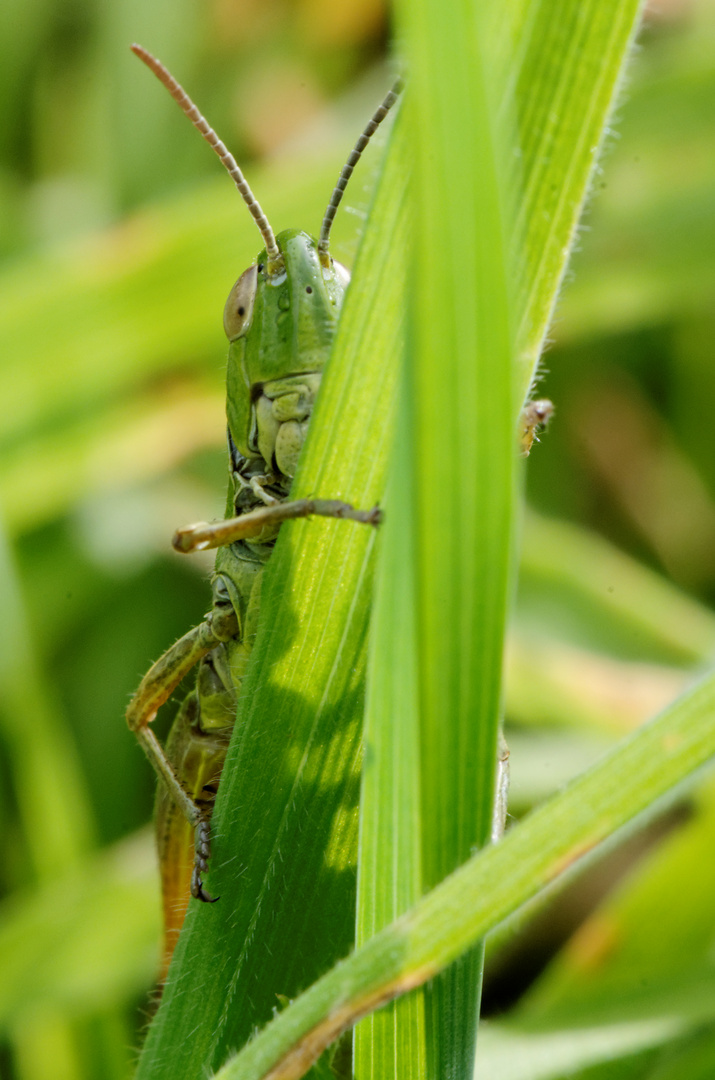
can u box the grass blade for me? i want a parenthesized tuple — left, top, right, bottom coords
(354, 0, 644, 1075)
(394, 0, 515, 1072)
(354, 395, 426, 1079)
(512, 0, 646, 397)
(213, 661, 715, 1080)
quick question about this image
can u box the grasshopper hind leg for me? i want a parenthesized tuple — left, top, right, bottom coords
(162, 643, 237, 909)
(127, 579, 240, 969)
(155, 685, 231, 971)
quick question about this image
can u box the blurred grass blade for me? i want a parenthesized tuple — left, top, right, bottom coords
(473, 1018, 685, 1080)
(0, 512, 94, 880)
(638, 1026, 715, 1080)
(0, 830, 158, 1029)
(521, 510, 715, 666)
(1, 829, 158, 1080)
(506, 635, 688, 738)
(519, 779, 715, 1028)
(212, 662, 715, 1080)
(134, 107, 409, 1080)
(556, 14, 715, 342)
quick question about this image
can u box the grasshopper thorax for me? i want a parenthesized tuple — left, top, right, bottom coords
(225, 230, 350, 481)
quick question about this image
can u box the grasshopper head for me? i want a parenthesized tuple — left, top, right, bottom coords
(130, 46, 399, 482)
(224, 230, 350, 479)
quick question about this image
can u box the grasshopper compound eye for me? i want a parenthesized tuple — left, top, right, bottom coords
(224, 265, 258, 341)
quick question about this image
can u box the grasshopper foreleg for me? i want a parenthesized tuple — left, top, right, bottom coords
(172, 498, 382, 554)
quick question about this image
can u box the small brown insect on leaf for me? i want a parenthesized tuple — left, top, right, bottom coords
(520, 398, 554, 456)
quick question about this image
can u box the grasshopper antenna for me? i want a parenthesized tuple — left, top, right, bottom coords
(317, 77, 403, 266)
(131, 44, 282, 270)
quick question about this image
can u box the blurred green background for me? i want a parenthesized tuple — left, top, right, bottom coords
(1, 0, 715, 1077)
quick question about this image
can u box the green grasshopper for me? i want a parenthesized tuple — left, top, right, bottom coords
(125, 45, 400, 971)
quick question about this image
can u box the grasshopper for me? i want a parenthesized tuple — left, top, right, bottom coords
(125, 45, 400, 971)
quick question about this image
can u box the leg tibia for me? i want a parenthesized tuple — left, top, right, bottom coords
(172, 498, 381, 554)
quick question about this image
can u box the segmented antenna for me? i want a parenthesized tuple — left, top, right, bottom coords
(131, 44, 281, 269)
(318, 78, 403, 263)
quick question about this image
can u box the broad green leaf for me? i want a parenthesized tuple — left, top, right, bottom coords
(212, 661, 715, 1080)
